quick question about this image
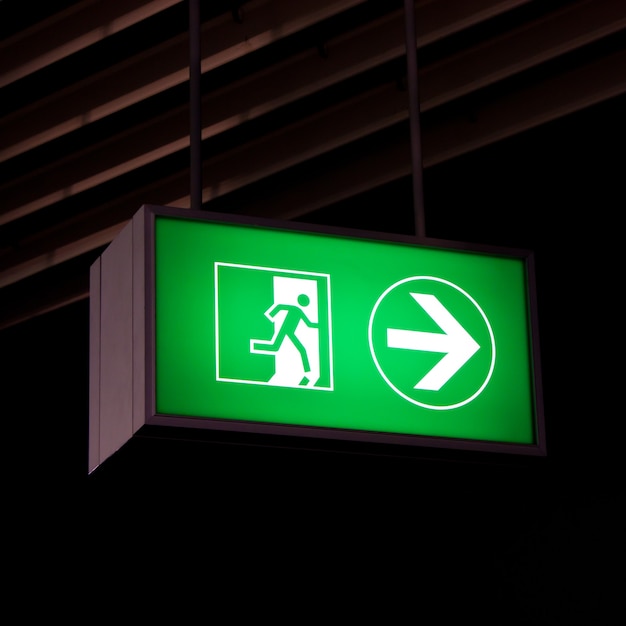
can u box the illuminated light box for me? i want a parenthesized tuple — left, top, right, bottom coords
(89, 205, 546, 472)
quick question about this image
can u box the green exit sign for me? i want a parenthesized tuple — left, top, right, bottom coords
(89, 205, 545, 472)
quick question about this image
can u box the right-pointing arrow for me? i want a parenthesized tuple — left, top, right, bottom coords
(387, 293, 480, 391)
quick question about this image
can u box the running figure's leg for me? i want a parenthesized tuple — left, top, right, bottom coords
(290, 336, 310, 372)
(252, 328, 286, 352)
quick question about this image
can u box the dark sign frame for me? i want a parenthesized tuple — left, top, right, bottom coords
(141, 204, 546, 458)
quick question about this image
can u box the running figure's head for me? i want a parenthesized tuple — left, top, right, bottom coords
(297, 294, 310, 307)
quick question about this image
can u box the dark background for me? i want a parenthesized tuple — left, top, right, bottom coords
(4, 95, 623, 621)
(1, 1, 623, 621)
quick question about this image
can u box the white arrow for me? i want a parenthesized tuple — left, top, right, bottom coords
(387, 293, 480, 391)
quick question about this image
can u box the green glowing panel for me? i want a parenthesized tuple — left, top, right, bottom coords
(154, 213, 541, 448)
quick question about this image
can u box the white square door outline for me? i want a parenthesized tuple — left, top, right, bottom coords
(214, 262, 334, 390)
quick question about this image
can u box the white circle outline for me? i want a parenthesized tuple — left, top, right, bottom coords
(368, 276, 496, 410)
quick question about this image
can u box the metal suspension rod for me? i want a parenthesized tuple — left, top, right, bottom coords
(189, 0, 202, 211)
(404, 0, 426, 240)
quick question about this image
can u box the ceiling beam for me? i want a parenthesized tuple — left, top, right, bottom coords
(0, 0, 366, 162)
(3, 0, 621, 226)
(2, 46, 624, 293)
(0, 0, 184, 88)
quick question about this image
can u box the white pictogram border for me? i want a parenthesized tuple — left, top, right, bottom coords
(214, 262, 334, 390)
(368, 276, 496, 410)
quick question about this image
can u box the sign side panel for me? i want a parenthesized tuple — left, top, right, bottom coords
(99, 222, 134, 465)
(132, 208, 146, 434)
(88, 258, 101, 473)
